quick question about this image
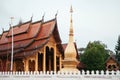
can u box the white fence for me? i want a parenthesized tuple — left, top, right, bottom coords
(0, 70, 120, 80)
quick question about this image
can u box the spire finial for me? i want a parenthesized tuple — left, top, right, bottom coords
(2, 27, 4, 32)
(70, 5, 73, 13)
(69, 5, 74, 42)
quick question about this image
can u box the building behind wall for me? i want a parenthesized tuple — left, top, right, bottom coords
(105, 55, 120, 71)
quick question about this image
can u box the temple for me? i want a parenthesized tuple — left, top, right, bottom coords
(0, 7, 79, 72)
(105, 55, 120, 71)
(61, 6, 79, 71)
(0, 17, 65, 72)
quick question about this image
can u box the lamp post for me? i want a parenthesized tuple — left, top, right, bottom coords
(10, 17, 14, 71)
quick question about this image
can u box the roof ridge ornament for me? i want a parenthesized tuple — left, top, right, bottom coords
(30, 14, 33, 22)
(55, 10, 58, 19)
(42, 12, 45, 22)
(2, 27, 4, 32)
(18, 18, 22, 27)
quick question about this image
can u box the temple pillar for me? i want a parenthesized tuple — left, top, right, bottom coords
(13, 62, 16, 71)
(43, 47, 46, 72)
(35, 53, 38, 71)
(59, 55, 62, 71)
(54, 46, 56, 71)
(25, 59, 29, 72)
(23, 59, 25, 71)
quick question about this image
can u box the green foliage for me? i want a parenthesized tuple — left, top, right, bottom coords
(80, 41, 109, 70)
(115, 35, 120, 61)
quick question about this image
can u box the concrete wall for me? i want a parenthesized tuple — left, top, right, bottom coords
(0, 70, 120, 80)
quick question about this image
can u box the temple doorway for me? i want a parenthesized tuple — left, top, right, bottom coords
(38, 53, 43, 71)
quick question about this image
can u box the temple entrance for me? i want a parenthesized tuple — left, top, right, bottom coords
(107, 64, 118, 71)
(15, 59, 24, 71)
(0, 60, 3, 71)
(45, 46, 54, 71)
(46, 46, 49, 71)
(38, 53, 43, 71)
(56, 57, 60, 71)
(29, 60, 35, 71)
(50, 48, 54, 71)
(6, 60, 10, 71)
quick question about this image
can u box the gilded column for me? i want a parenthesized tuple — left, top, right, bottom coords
(13, 62, 16, 71)
(25, 59, 29, 72)
(43, 47, 46, 71)
(59, 55, 62, 71)
(54, 45, 56, 71)
(35, 53, 38, 71)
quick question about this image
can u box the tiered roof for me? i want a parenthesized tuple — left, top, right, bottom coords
(0, 18, 63, 58)
(105, 55, 120, 65)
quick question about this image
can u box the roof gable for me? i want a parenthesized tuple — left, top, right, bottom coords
(7, 21, 31, 37)
(36, 19, 55, 40)
(0, 31, 9, 44)
(105, 56, 120, 64)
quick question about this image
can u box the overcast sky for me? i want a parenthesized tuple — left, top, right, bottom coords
(0, 0, 120, 52)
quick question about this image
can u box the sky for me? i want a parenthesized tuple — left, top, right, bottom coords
(0, 0, 120, 52)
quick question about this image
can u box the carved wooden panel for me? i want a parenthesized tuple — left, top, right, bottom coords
(15, 59, 24, 71)
(29, 60, 35, 71)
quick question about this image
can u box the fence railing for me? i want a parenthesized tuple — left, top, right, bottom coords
(0, 70, 120, 80)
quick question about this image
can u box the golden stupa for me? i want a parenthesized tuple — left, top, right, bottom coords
(61, 6, 79, 72)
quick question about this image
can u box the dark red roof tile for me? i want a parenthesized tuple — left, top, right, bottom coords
(0, 18, 63, 58)
(36, 20, 55, 40)
(0, 31, 9, 44)
(0, 39, 33, 51)
(7, 22, 30, 37)
(9, 21, 41, 41)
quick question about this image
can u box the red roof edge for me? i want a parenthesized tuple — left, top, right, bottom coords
(105, 55, 119, 64)
(6, 20, 32, 37)
(0, 30, 9, 40)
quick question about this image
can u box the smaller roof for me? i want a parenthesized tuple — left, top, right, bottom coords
(105, 55, 120, 65)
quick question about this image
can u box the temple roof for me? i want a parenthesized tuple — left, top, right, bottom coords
(0, 18, 63, 58)
(105, 55, 120, 64)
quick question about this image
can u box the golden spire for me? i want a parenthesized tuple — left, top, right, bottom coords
(69, 5, 74, 42)
(61, 6, 79, 72)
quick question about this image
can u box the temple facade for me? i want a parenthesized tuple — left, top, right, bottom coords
(0, 18, 64, 72)
(0, 7, 80, 72)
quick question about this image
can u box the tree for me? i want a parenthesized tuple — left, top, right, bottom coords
(115, 35, 120, 62)
(80, 41, 109, 70)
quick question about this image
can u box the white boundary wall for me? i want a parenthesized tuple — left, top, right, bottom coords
(0, 70, 120, 80)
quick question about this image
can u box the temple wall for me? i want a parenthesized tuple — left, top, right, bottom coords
(0, 70, 119, 80)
